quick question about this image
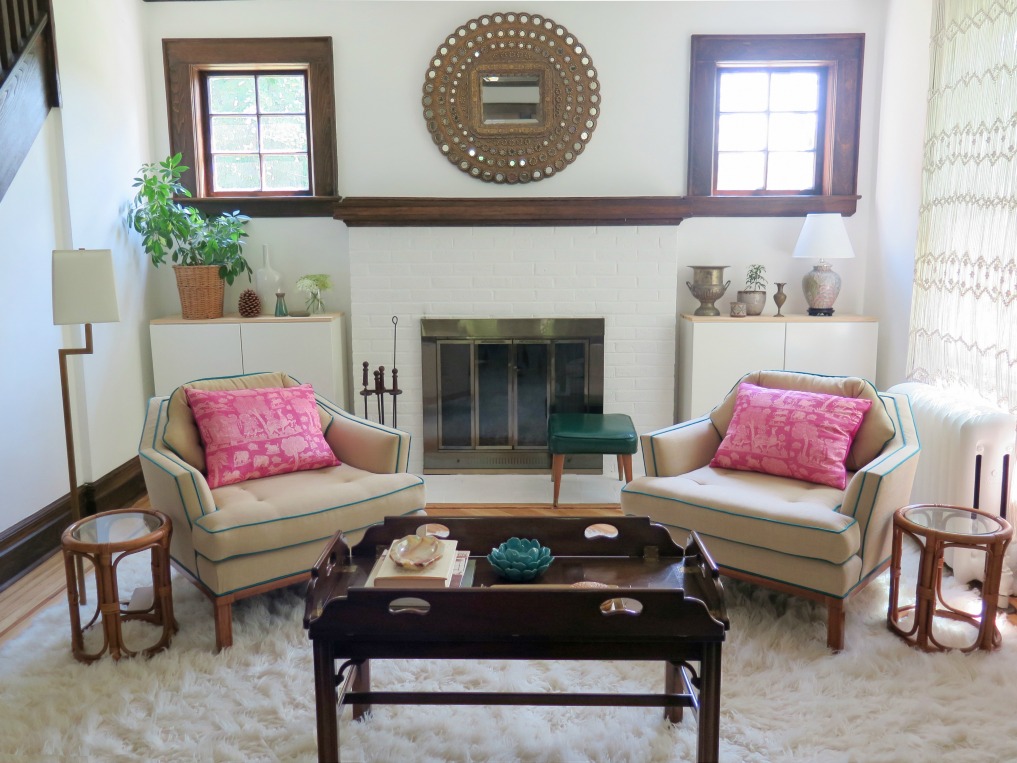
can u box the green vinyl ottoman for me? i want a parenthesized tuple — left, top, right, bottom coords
(547, 413, 638, 507)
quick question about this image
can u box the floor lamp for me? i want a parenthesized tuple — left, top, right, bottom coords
(52, 249, 120, 601)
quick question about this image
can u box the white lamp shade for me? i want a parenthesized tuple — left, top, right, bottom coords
(792, 214, 856, 260)
(52, 249, 120, 325)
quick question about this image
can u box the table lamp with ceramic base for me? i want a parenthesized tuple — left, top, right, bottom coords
(52, 249, 120, 603)
(792, 213, 855, 316)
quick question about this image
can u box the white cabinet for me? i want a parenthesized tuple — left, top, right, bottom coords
(677, 314, 878, 421)
(150, 313, 346, 405)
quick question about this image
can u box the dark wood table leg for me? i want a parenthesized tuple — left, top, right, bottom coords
(352, 659, 371, 721)
(664, 662, 683, 723)
(696, 643, 722, 763)
(313, 639, 339, 763)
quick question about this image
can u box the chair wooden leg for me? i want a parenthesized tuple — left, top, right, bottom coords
(214, 598, 233, 651)
(551, 454, 565, 507)
(616, 455, 624, 481)
(826, 598, 845, 652)
(621, 454, 633, 483)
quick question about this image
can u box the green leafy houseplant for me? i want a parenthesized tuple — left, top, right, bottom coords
(295, 273, 332, 314)
(737, 264, 768, 316)
(125, 154, 252, 286)
(744, 264, 768, 292)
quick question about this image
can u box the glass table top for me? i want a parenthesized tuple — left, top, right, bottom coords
(71, 511, 163, 545)
(900, 505, 1007, 537)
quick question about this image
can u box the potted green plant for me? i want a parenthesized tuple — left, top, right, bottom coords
(125, 153, 252, 319)
(737, 264, 768, 316)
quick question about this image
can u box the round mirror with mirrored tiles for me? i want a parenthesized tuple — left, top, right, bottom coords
(422, 12, 601, 184)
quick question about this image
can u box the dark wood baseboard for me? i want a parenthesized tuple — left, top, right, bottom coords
(0, 457, 145, 592)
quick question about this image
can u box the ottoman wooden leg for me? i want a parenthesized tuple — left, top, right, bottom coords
(621, 454, 633, 483)
(552, 454, 565, 507)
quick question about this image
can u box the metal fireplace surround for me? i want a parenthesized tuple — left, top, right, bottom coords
(421, 318, 605, 473)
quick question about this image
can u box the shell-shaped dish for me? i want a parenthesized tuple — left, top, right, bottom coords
(389, 534, 444, 569)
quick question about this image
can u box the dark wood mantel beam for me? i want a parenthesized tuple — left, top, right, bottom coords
(333, 195, 859, 227)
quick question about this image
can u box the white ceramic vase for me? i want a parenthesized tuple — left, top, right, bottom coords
(254, 245, 282, 315)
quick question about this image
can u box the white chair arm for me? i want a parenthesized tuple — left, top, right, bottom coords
(640, 417, 722, 477)
(316, 398, 411, 474)
(841, 393, 922, 579)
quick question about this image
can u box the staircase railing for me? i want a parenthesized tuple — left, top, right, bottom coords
(0, 0, 58, 202)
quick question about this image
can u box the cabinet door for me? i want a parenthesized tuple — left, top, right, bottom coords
(150, 323, 243, 396)
(785, 322, 878, 381)
(679, 320, 785, 421)
(241, 320, 340, 402)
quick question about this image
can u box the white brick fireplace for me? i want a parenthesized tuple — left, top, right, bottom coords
(348, 226, 679, 475)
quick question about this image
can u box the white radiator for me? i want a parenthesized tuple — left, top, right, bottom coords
(888, 382, 1016, 600)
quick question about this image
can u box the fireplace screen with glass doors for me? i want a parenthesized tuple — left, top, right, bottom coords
(421, 318, 605, 472)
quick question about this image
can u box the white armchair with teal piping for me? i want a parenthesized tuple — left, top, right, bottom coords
(620, 370, 920, 650)
(139, 372, 425, 650)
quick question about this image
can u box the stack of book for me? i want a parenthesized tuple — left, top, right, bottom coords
(366, 538, 470, 588)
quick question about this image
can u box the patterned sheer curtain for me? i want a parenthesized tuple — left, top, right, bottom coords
(907, 0, 1017, 413)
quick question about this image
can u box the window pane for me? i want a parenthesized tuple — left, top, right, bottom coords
(213, 155, 262, 192)
(210, 116, 259, 153)
(717, 113, 768, 151)
(768, 113, 817, 151)
(257, 75, 306, 114)
(208, 76, 256, 114)
(263, 154, 309, 191)
(770, 72, 819, 112)
(767, 152, 815, 190)
(260, 115, 308, 152)
(717, 152, 765, 190)
(718, 72, 769, 112)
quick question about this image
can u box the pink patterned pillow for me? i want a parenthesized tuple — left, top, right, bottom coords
(185, 384, 339, 489)
(709, 382, 872, 489)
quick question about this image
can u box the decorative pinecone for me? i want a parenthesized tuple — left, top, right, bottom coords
(238, 288, 261, 317)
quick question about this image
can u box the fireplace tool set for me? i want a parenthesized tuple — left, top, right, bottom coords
(360, 316, 401, 427)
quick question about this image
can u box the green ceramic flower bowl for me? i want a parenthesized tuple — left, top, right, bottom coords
(486, 537, 554, 582)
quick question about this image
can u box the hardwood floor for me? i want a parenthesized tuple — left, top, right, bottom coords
(0, 499, 622, 649)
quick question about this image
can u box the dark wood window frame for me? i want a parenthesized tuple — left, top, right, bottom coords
(163, 37, 338, 217)
(688, 33, 864, 216)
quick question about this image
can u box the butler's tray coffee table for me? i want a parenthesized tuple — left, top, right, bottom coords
(304, 515, 729, 763)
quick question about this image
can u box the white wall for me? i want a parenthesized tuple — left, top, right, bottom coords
(0, 0, 926, 534)
(0, 0, 152, 535)
(865, 0, 933, 389)
(138, 0, 893, 386)
(53, 0, 154, 480)
(0, 115, 73, 528)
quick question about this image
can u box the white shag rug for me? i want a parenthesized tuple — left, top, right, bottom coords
(2, 549, 1016, 763)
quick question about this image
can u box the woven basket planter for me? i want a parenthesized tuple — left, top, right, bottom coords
(173, 265, 224, 320)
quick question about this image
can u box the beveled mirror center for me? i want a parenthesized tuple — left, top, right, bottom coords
(422, 12, 601, 184)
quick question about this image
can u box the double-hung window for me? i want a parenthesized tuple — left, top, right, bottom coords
(688, 34, 864, 214)
(163, 37, 337, 216)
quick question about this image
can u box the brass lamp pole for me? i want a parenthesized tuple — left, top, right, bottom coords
(52, 250, 120, 603)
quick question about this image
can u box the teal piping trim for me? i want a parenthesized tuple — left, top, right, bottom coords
(193, 478, 425, 535)
(139, 399, 212, 523)
(619, 486, 856, 537)
(623, 515, 856, 568)
(316, 396, 408, 473)
(648, 416, 708, 476)
(192, 508, 421, 572)
(150, 397, 215, 517)
(627, 514, 895, 599)
(849, 395, 920, 575)
(173, 554, 308, 597)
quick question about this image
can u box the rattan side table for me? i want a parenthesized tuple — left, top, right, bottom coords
(61, 508, 178, 663)
(888, 504, 1013, 653)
